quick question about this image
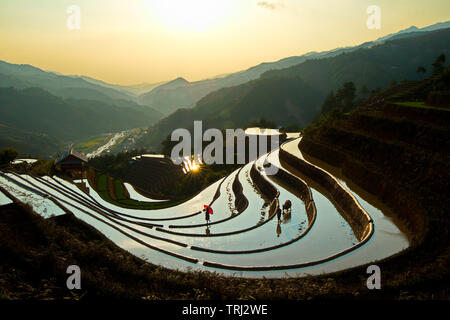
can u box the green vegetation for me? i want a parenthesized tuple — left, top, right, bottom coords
(298, 62, 450, 301)
(89, 149, 148, 177)
(113, 179, 127, 200)
(319, 82, 357, 117)
(134, 29, 450, 153)
(7, 159, 55, 177)
(0, 147, 18, 166)
(90, 144, 244, 201)
(392, 101, 450, 111)
(0, 122, 63, 159)
(1, 147, 54, 176)
(416, 66, 427, 77)
(0, 87, 163, 157)
(91, 160, 240, 208)
(162, 163, 240, 198)
(90, 171, 200, 210)
(393, 101, 425, 108)
(1, 28, 449, 301)
(73, 136, 109, 154)
(136, 76, 323, 152)
(263, 29, 450, 94)
(432, 53, 446, 75)
(245, 118, 278, 129)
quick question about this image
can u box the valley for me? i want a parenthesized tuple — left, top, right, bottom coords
(0, 16, 448, 301)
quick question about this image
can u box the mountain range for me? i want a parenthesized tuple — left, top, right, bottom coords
(0, 21, 449, 157)
(136, 21, 450, 116)
(133, 27, 450, 152)
(0, 86, 163, 158)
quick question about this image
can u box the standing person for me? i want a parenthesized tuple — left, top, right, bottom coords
(203, 205, 213, 225)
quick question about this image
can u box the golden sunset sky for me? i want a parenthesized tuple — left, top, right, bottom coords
(1, 0, 449, 85)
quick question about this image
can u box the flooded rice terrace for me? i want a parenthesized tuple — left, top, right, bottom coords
(0, 136, 409, 278)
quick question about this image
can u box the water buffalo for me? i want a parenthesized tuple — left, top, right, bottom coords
(282, 200, 292, 212)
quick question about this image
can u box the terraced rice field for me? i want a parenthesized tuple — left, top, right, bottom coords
(0, 137, 409, 278)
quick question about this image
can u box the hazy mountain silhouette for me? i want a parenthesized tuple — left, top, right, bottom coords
(80, 76, 168, 96)
(262, 28, 450, 92)
(0, 87, 164, 157)
(137, 21, 450, 115)
(134, 27, 450, 152)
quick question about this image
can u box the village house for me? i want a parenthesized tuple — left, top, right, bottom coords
(54, 148, 88, 177)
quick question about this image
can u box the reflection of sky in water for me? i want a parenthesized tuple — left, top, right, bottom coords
(0, 140, 410, 278)
(52, 175, 222, 222)
(0, 190, 13, 205)
(123, 182, 167, 202)
(0, 175, 65, 218)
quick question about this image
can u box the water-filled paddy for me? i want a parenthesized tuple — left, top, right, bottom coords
(0, 139, 409, 278)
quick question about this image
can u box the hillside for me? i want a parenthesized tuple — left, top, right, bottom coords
(1, 70, 449, 299)
(0, 87, 164, 157)
(137, 22, 450, 115)
(138, 78, 196, 115)
(262, 28, 450, 93)
(133, 28, 450, 152)
(0, 61, 138, 104)
(0, 122, 63, 158)
(135, 77, 323, 151)
(297, 68, 450, 297)
(79, 76, 167, 96)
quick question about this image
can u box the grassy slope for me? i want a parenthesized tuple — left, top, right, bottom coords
(0, 87, 163, 157)
(299, 100, 450, 300)
(91, 172, 190, 210)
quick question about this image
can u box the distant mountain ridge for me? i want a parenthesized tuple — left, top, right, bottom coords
(1, 20, 448, 158)
(1, 20, 448, 117)
(377, 21, 450, 42)
(133, 27, 450, 152)
(0, 86, 164, 157)
(0, 61, 133, 102)
(137, 20, 450, 115)
(80, 76, 168, 96)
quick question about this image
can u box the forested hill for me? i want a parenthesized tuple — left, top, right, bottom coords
(0, 87, 164, 157)
(134, 28, 450, 152)
(262, 28, 450, 92)
(136, 22, 450, 116)
(135, 77, 323, 151)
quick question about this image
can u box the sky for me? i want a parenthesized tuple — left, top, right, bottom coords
(0, 0, 449, 85)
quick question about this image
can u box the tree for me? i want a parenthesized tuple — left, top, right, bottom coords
(416, 66, 427, 77)
(336, 82, 356, 111)
(432, 54, 446, 76)
(280, 124, 301, 133)
(360, 85, 369, 96)
(321, 91, 337, 115)
(0, 147, 19, 165)
(246, 118, 277, 129)
(161, 134, 179, 157)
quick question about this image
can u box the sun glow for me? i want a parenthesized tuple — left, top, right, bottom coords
(151, 0, 233, 32)
(183, 157, 201, 173)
